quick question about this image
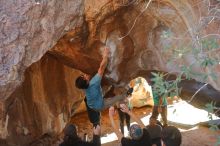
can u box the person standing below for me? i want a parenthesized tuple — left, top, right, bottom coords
(148, 76, 168, 127)
(151, 90, 168, 127)
(75, 47, 131, 111)
(146, 117, 163, 146)
(109, 104, 152, 146)
(161, 126, 182, 146)
(59, 124, 101, 146)
(116, 97, 131, 135)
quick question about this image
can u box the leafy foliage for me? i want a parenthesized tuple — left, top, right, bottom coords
(152, 30, 220, 146)
(131, 2, 220, 144)
(201, 38, 219, 51)
(150, 72, 181, 99)
(200, 57, 218, 67)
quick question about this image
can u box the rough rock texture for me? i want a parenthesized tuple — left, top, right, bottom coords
(0, 0, 84, 100)
(51, 0, 220, 88)
(1, 54, 83, 146)
(0, 0, 220, 145)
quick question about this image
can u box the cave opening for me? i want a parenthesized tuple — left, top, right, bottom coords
(70, 76, 220, 146)
(2, 43, 220, 146)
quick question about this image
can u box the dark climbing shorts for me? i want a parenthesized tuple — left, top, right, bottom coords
(84, 97, 100, 127)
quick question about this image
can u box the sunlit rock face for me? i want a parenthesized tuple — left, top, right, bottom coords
(51, 0, 220, 88)
(0, 0, 220, 145)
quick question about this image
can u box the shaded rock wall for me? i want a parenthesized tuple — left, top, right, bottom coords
(0, 54, 83, 145)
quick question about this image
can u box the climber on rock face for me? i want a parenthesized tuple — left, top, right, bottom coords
(75, 47, 133, 111)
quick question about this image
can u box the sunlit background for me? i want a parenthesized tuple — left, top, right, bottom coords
(101, 100, 219, 145)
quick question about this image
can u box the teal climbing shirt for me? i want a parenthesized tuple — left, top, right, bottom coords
(85, 73, 104, 110)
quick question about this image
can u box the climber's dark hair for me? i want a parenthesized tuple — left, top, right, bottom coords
(75, 76, 89, 89)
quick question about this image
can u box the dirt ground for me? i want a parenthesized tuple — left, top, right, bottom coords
(71, 106, 219, 146)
